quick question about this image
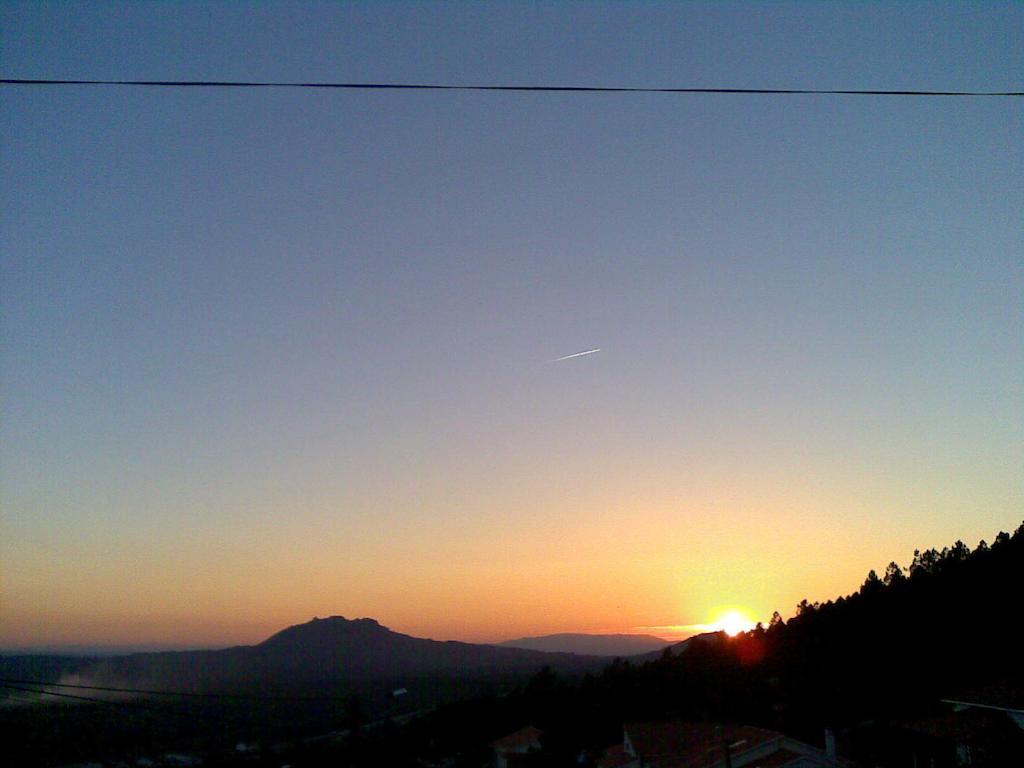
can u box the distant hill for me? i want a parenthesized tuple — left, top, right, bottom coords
(251, 616, 606, 679)
(499, 633, 671, 656)
(630, 630, 726, 662)
(64, 616, 606, 694)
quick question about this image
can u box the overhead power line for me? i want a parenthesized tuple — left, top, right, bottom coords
(0, 682, 290, 729)
(0, 677, 354, 702)
(0, 682, 186, 713)
(1, 78, 1021, 97)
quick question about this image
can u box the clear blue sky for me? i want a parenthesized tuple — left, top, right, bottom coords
(1, 1, 1021, 648)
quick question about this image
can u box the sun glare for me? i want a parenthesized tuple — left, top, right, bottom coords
(711, 609, 757, 637)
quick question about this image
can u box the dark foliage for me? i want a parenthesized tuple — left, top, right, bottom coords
(3, 523, 1021, 767)
(299, 522, 1024, 767)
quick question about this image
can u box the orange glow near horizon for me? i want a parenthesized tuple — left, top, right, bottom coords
(2, 478, 1011, 650)
(634, 607, 760, 643)
(710, 608, 758, 636)
(2, 2, 1021, 659)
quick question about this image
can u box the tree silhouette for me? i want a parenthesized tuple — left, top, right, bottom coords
(883, 561, 906, 587)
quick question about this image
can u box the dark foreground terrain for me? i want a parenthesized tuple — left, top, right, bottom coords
(3, 523, 1022, 767)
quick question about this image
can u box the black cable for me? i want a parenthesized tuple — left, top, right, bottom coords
(1, 78, 1020, 97)
(0, 677, 354, 702)
(0, 682, 191, 715)
(0, 682, 319, 730)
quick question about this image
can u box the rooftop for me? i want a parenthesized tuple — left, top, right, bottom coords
(490, 725, 544, 752)
(625, 722, 783, 768)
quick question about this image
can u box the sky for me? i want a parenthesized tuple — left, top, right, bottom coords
(1, 1, 1021, 650)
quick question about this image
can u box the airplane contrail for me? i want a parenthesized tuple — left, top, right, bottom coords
(552, 348, 601, 362)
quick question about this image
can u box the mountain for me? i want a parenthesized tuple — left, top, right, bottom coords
(669, 630, 726, 652)
(252, 616, 607, 679)
(66, 616, 606, 694)
(498, 633, 671, 656)
(628, 630, 726, 662)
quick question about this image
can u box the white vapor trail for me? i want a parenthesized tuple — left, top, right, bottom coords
(552, 348, 601, 362)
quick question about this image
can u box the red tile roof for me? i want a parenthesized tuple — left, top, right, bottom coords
(625, 722, 782, 768)
(490, 725, 544, 751)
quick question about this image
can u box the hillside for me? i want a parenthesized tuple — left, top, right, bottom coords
(379, 522, 1024, 768)
(544, 521, 1024, 740)
(63, 616, 606, 694)
(498, 633, 671, 656)
(4, 524, 1022, 768)
(629, 630, 726, 662)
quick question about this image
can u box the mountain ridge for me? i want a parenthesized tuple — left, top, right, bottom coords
(66, 615, 607, 693)
(498, 632, 672, 656)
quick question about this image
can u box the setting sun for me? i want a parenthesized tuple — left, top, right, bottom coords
(711, 609, 758, 637)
